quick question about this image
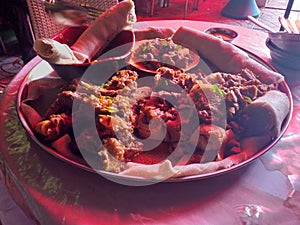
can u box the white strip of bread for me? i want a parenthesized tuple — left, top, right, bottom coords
(172, 26, 284, 84)
(33, 38, 84, 64)
(238, 90, 290, 138)
(134, 27, 175, 41)
(71, 0, 136, 61)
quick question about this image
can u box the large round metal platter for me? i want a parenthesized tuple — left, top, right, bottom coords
(16, 36, 293, 184)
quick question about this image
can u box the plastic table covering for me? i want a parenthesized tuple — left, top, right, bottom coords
(0, 20, 300, 225)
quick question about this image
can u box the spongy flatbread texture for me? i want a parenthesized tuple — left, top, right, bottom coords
(172, 26, 284, 84)
(71, 0, 136, 61)
(240, 90, 290, 138)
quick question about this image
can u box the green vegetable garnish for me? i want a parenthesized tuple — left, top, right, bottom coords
(175, 45, 182, 50)
(100, 83, 108, 88)
(142, 46, 148, 52)
(161, 40, 169, 46)
(80, 81, 93, 89)
(212, 84, 226, 98)
(106, 106, 119, 113)
(244, 96, 253, 103)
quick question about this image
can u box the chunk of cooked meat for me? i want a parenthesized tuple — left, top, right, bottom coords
(35, 113, 72, 141)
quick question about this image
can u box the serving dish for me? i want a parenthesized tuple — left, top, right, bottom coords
(266, 38, 300, 70)
(268, 31, 300, 55)
(247, 16, 300, 55)
(17, 40, 293, 182)
(127, 38, 200, 73)
(204, 27, 238, 42)
(48, 26, 135, 81)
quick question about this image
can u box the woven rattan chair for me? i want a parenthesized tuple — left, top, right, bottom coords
(26, 0, 118, 39)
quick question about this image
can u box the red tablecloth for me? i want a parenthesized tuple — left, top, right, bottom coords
(0, 20, 300, 225)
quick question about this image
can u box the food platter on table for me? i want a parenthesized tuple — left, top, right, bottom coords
(17, 41, 293, 181)
(16, 48, 292, 183)
(16, 0, 292, 183)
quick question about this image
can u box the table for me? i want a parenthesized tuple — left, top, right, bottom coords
(1, 20, 300, 225)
